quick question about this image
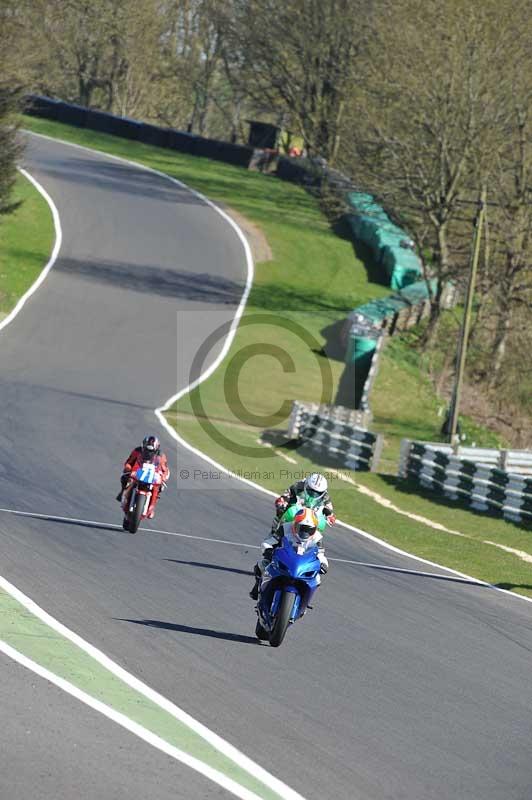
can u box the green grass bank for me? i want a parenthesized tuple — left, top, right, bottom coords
(0, 170, 54, 316)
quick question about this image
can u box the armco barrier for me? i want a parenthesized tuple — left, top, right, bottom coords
(399, 440, 532, 524)
(288, 401, 382, 472)
(24, 95, 255, 168)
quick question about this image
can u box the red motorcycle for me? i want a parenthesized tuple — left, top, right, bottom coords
(121, 462, 163, 533)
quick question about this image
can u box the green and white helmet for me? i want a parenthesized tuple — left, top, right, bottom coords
(303, 473, 328, 507)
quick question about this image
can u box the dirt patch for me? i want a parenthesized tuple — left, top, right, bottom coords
(435, 366, 532, 448)
(218, 203, 272, 263)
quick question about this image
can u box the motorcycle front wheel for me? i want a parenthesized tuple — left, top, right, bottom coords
(269, 592, 296, 647)
(128, 491, 145, 534)
(255, 619, 269, 641)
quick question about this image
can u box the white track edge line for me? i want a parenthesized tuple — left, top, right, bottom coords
(0, 573, 305, 800)
(3, 506, 487, 579)
(0, 641, 269, 800)
(2, 145, 307, 800)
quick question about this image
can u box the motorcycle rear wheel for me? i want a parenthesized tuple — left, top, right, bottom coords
(269, 592, 296, 647)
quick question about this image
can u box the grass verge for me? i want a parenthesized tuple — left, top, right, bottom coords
(0, 171, 54, 315)
(22, 115, 532, 599)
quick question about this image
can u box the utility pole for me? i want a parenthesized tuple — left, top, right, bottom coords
(448, 187, 487, 444)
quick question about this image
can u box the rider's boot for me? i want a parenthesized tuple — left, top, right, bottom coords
(117, 473, 130, 503)
(249, 564, 262, 600)
(270, 516, 280, 536)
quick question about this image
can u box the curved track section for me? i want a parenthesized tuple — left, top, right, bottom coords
(1, 134, 532, 799)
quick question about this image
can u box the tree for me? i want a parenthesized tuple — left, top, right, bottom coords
(22, 0, 165, 116)
(159, 0, 225, 135)
(339, 0, 517, 340)
(221, 0, 369, 162)
(475, 89, 532, 386)
(0, 3, 25, 219)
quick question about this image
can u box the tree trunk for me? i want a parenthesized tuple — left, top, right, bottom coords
(78, 77, 92, 108)
(489, 306, 512, 387)
(421, 298, 442, 347)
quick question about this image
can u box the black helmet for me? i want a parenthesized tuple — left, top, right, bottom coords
(141, 435, 160, 461)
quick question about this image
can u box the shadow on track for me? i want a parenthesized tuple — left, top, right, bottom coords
(338, 560, 489, 587)
(0, 508, 121, 534)
(163, 558, 252, 576)
(117, 618, 258, 645)
(30, 156, 201, 205)
(57, 257, 244, 304)
(495, 583, 532, 594)
(0, 381, 153, 412)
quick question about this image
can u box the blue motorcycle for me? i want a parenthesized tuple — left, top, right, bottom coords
(255, 533, 322, 647)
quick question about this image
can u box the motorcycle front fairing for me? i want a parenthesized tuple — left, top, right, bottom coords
(125, 462, 158, 515)
(258, 535, 321, 630)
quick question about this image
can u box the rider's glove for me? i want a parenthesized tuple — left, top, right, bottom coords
(275, 497, 288, 516)
(160, 481, 167, 492)
(319, 563, 328, 574)
(262, 547, 274, 562)
(326, 514, 336, 527)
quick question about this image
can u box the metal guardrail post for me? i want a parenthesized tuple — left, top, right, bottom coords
(371, 434, 384, 473)
(499, 449, 509, 471)
(398, 439, 412, 478)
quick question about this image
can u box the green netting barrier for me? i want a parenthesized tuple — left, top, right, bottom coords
(344, 278, 437, 399)
(346, 192, 423, 290)
(351, 279, 437, 327)
(345, 331, 378, 366)
(382, 246, 422, 289)
(344, 318, 380, 407)
(344, 193, 434, 408)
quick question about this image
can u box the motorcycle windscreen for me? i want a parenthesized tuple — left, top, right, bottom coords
(136, 463, 157, 483)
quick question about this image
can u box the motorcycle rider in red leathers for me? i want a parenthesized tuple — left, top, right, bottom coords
(116, 435, 170, 519)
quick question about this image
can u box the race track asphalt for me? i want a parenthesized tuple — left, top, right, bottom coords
(1, 133, 532, 800)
